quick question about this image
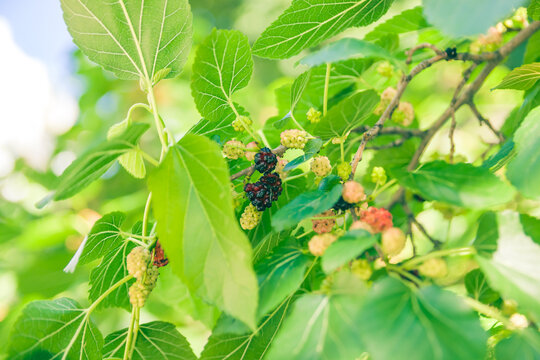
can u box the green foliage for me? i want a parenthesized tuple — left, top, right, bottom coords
(79, 212, 126, 265)
(322, 229, 377, 273)
(495, 63, 540, 90)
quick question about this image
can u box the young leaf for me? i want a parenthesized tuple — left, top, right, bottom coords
(40, 123, 149, 207)
(473, 212, 498, 256)
(322, 229, 377, 273)
(103, 321, 196, 360)
(520, 214, 540, 245)
(8, 298, 103, 360)
(148, 134, 258, 329)
(252, 0, 395, 59)
(118, 148, 146, 179)
(313, 90, 379, 140)
(358, 277, 487, 360)
(364, 6, 429, 42)
(61, 0, 192, 80)
(256, 246, 310, 318)
(79, 212, 126, 265)
(191, 29, 253, 122)
(392, 161, 515, 209)
(464, 269, 500, 304)
(494, 63, 540, 90)
(284, 139, 323, 171)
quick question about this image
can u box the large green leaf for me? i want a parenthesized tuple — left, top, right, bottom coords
(495, 331, 540, 360)
(530, 0, 540, 21)
(358, 277, 487, 360)
(148, 135, 258, 328)
(464, 269, 500, 304)
(521, 214, 540, 245)
(322, 229, 377, 273)
(477, 212, 540, 324)
(392, 161, 515, 209)
(423, 0, 527, 37)
(39, 123, 149, 207)
(507, 106, 540, 200)
(283, 139, 323, 171)
(313, 90, 379, 140)
(365, 6, 429, 42)
(252, 0, 394, 59)
(8, 298, 102, 360)
(494, 63, 540, 91)
(191, 29, 253, 122)
(473, 212, 498, 256)
(61, 0, 192, 80)
(266, 272, 367, 360)
(79, 212, 126, 265)
(103, 321, 196, 360)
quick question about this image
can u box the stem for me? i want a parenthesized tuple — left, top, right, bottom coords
(128, 308, 141, 358)
(402, 247, 475, 269)
(140, 150, 159, 167)
(323, 63, 331, 117)
(142, 193, 152, 240)
(146, 82, 168, 156)
(340, 141, 345, 162)
(125, 103, 152, 123)
(370, 179, 397, 199)
(283, 172, 308, 182)
(291, 113, 308, 133)
(464, 297, 512, 328)
(123, 306, 138, 360)
(87, 275, 133, 313)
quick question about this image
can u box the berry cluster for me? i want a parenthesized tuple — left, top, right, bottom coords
(240, 203, 262, 230)
(126, 246, 160, 308)
(254, 147, 278, 174)
(311, 210, 336, 234)
(244, 173, 283, 211)
(359, 207, 393, 233)
(280, 129, 308, 149)
(311, 156, 332, 177)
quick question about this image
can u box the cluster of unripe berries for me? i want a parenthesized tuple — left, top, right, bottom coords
(126, 247, 159, 308)
(374, 87, 414, 126)
(280, 129, 309, 149)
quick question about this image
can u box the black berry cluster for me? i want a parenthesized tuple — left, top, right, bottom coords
(244, 173, 283, 211)
(445, 47, 457, 60)
(333, 196, 354, 212)
(254, 147, 277, 174)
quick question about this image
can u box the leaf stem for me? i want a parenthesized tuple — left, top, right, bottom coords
(402, 246, 475, 269)
(125, 103, 152, 123)
(140, 150, 159, 167)
(323, 63, 331, 117)
(142, 192, 152, 240)
(123, 306, 138, 360)
(147, 82, 169, 157)
(87, 275, 133, 314)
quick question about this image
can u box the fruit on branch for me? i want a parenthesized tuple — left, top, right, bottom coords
(311, 156, 332, 177)
(331, 135, 347, 144)
(509, 313, 529, 329)
(244, 172, 283, 211)
(280, 129, 308, 149)
(245, 141, 258, 161)
(470, 26, 503, 53)
(153, 240, 169, 268)
(381, 227, 406, 256)
(350, 220, 374, 234)
(371, 166, 387, 185)
(418, 258, 448, 278)
(336, 162, 351, 181)
(393, 102, 414, 126)
(223, 140, 245, 159)
(333, 196, 355, 212)
(350, 259, 373, 280)
(374, 87, 397, 115)
(240, 203, 262, 230)
(306, 107, 322, 124)
(359, 207, 393, 233)
(275, 157, 289, 179)
(342, 181, 366, 204)
(308, 233, 337, 256)
(254, 147, 278, 174)
(127, 246, 151, 280)
(311, 210, 336, 234)
(376, 61, 394, 78)
(128, 265, 159, 307)
(232, 115, 253, 132)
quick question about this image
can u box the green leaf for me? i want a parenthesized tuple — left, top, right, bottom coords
(392, 160, 515, 209)
(148, 135, 258, 329)
(322, 229, 377, 273)
(494, 63, 540, 90)
(79, 212, 126, 265)
(252, 0, 394, 59)
(313, 90, 380, 140)
(530, 0, 540, 21)
(272, 184, 343, 232)
(507, 106, 540, 200)
(358, 277, 487, 360)
(495, 331, 540, 360)
(266, 272, 367, 360)
(103, 321, 196, 360)
(39, 123, 149, 207)
(520, 214, 540, 245)
(365, 6, 429, 42)
(300, 38, 399, 68)
(118, 148, 146, 179)
(191, 29, 253, 122)
(482, 140, 515, 172)
(8, 298, 102, 360)
(423, 0, 527, 37)
(283, 139, 323, 171)
(473, 212, 499, 256)
(477, 212, 540, 324)
(291, 70, 312, 112)
(61, 0, 192, 80)
(464, 269, 500, 304)
(256, 246, 309, 318)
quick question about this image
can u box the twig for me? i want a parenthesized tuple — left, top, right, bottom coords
(468, 102, 505, 142)
(366, 138, 407, 150)
(352, 126, 427, 138)
(230, 145, 287, 180)
(406, 43, 445, 64)
(402, 200, 442, 249)
(449, 111, 457, 163)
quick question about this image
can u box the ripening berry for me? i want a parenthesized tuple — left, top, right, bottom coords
(509, 313, 529, 329)
(280, 129, 308, 149)
(418, 258, 448, 278)
(223, 140, 245, 159)
(381, 227, 406, 257)
(374, 87, 397, 115)
(342, 181, 366, 204)
(232, 115, 253, 132)
(127, 246, 150, 280)
(350, 220, 374, 234)
(245, 141, 258, 161)
(371, 166, 387, 185)
(311, 210, 336, 234)
(359, 207, 393, 233)
(376, 61, 394, 78)
(351, 259, 373, 280)
(275, 157, 289, 179)
(311, 156, 332, 177)
(392, 102, 414, 126)
(336, 162, 351, 181)
(308, 233, 337, 256)
(240, 203, 262, 230)
(306, 107, 322, 124)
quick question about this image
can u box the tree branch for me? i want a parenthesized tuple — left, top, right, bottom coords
(230, 145, 287, 181)
(468, 102, 505, 142)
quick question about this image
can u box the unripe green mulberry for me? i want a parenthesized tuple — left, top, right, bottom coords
(374, 87, 397, 115)
(351, 259, 372, 280)
(144, 265, 159, 290)
(306, 107, 322, 124)
(127, 246, 150, 280)
(232, 115, 253, 132)
(311, 156, 332, 177)
(280, 129, 308, 149)
(128, 265, 159, 308)
(376, 61, 394, 78)
(336, 162, 351, 181)
(371, 166, 387, 185)
(418, 258, 448, 278)
(381, 227, 406, 257)
(223, 140, 245, 159)
(392, 102, 414, 126)
(240, 203, 262, 230)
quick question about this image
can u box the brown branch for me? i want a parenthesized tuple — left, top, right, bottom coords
(406, 43, 445, 64)
(449, 111, 457, 163)
(367, 138, 407, 150)
(352, 126, 427, 138)
(230, 145, 287, 181)
(468, 102, 505, 142)
(402, 201, 442, 249)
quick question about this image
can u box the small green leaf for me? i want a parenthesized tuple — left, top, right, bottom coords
(358, 277, 487, 360)
(103, 321, 196, 360)
(473, 212, 498, 256)
(191, 29, 253, 122)
(365, 6, 429, 42)
(148, 135, 258, 329)
(464, 269, 500, 304)
(521, 214, 540, 245)
(284, 139, 323, 171)
(119, 148, 146, 179)
(313, 90, 379, 140)
(61, 0, 192, 80)
(252, 0, 394, 59)
(392, 161, 515, 209)
(494, 63, 540, 90)
(79, 212, 126, 265)
(322, 229, 377, 273)
(8, 298, 103, 360)
(152, 67, 172, 86)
